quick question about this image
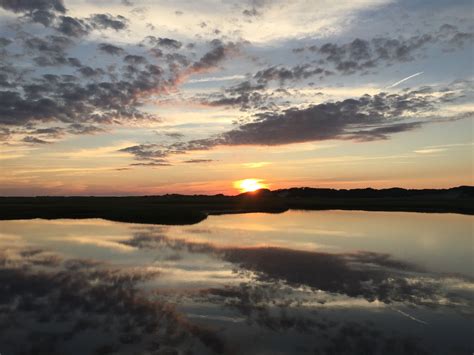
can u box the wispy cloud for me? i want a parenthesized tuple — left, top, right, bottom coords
(242, 162, 271, 168)
(414, 148, 446, 154)
(414, 142, 473, 154)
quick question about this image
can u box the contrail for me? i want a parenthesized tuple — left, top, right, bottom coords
(392, 308, 429, 325)
(189, 74, 246, 83)
(386, 71, 424, 88)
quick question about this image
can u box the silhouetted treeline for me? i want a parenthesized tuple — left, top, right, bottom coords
(0, 186, 472, 224)
(273, 186, 474, 198)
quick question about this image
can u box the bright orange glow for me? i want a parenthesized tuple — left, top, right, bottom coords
(234, 178, 268, 193)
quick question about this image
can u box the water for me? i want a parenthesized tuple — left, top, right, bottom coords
(0, 210, 472, 354)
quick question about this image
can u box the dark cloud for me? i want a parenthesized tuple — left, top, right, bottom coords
(346, 122, 423, 142)
(30, 126, 64, 138)
(182, 159, 214, 163)
(215, 92, 432, 145)
(119, 144, 167, 160)
(200, 68, 329, 112)
(130, 160, 171, 167)
(12, 123, 105, 142)
(67, 123, 104, 135)
(123, 54, 147, 65)
(0, 0, 65, 25)
(293, 25, 473, 75)
(67, 56, 81, 66)
(0, 37, 12, 47)
(241, 0, 270, 17)
(0, 0, 66, 14)
(254, 64, 329, 84)
(165, 132, 185, 139)
(242, 8, 260, 17)
(1, 0, 127, 34)
(56, 14, 128, 37)
(120, 85, 471, 162)
(165, 52, 190, 68)
(28, 9, 56, 26)
(144, 36, 182, 50)
(56, 16, 90, 37)
(190, 39, 243, 74)
(0, 27, 179, 132)
(32, 54, 67, 66)
(0, 127, 10, 140)
(200, 80, 270, 110)
(0, 71, 163, 127)
(78, 66, 105, 77)
(23, 34, 73, 55)
(88, 13, 128, 31)
(22, 135, 51, 144)
(97, 43, 125, 55)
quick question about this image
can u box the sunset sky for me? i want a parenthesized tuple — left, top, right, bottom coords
(0, 0, 472, 195)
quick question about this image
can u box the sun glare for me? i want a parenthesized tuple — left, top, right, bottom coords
(234, 179, 268, 193)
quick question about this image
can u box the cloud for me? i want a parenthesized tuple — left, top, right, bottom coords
(55, 13, 128, 37)
(215, 92, 431, 145)
(0, 0, 128, 36)
(56, 16, 90, 37)
(164, 132, 185, 139)
(120, 84, 472, 162)
(182, 159, 214, 163)
(119, 144, 167, 160)
(242, 8, 260, 17)
(130, 160, 171, 167)
(0, 19, 248, 145)
(190, 39, 243, 74)
(0, 0, 66, 13)
(293, 25, 473, 75)
(0, 26, 186, 134)
(200, 80, 270, 110)
(414, 148, 446, 154)
(88, 13, 128, 31)
(0, 0, 66, 25)
(97, 43, 125, 55)
(22, 135, 52, 144)
(143, 36, 182, 50)
(254, 65, 328, 85)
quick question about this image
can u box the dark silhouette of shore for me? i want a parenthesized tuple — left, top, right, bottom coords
(0, 186, 472, 225)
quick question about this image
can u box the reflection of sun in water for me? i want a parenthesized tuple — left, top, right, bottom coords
(234, 179, 268, 193)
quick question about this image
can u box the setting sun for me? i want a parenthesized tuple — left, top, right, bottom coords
(234, 179, 269, 193)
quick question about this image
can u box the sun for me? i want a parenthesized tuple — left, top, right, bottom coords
(234, 178, 268, 193)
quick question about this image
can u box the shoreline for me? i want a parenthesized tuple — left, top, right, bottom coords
(1, 186, 472, 225)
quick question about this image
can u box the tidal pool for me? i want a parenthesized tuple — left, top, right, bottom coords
(0, 210, 472, 354)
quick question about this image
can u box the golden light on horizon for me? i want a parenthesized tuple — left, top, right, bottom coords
(234, 178, 268, 193)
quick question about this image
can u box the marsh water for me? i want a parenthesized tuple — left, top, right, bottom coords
(0, 210, 472, 354)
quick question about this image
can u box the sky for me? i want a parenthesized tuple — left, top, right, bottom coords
(0, 0, 472, 195)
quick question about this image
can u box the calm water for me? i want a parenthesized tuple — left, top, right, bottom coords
(0, 210, 472, 354)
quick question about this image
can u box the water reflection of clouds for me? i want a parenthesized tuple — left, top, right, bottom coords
(121, 227, 474, 312)
(0, 247, 222, 355)
(49, 235, 136, 252)
(0, 213, 473, 354)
